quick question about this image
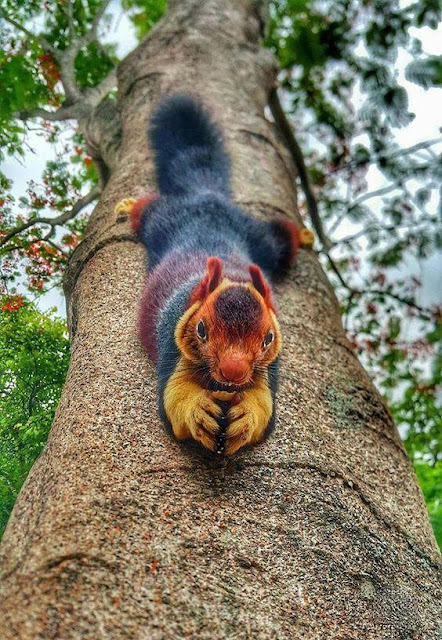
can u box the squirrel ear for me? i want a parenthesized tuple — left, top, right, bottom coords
(189, 257, 223, 304)
(206, 257, 223, 293)
(249, 265, 274, 309)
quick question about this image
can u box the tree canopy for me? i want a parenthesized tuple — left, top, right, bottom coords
(0, 0, 440, 544)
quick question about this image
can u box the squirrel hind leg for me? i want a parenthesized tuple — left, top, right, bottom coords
(131, 195, 159, 232)
(114, 195, 158, 232)
(268, 218, 314, 275)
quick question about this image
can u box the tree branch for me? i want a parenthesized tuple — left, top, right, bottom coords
(54, 0, 111, 104)
(324, 256, 434, 321)
(0, 10, 56, 54)
(83, 68, 117, 105)
(334, 220, 434, 247)
(17, 106, 76, 122)
(57, 53, 82, 104)
(331, 137, 442, 175)
(0, 186, 101, 248)
(363, 289, 433, 320)
(67, 0, 75, 41)
(351, 183, 399, 207)
(265, 87, 431, 319)
(72, 0, 112, 53)
(268, 87, 333, 250)
(85, 0, 112, 44)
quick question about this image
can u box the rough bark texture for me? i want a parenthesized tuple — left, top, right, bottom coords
(1, 1, 441, 638)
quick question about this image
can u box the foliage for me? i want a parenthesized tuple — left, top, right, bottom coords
(0, 0, 440, 544)
(412, 462, 442, 548)
(390, 330, 441, 547)
(0, 298, 69, 536)
(122, 0, 167, 39)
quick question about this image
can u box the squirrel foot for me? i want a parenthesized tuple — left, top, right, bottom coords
(187, 391, 224, 452)
(223, 383, 273, 455)
(299, 228, 314, 248)
(114, 197, 137, 215)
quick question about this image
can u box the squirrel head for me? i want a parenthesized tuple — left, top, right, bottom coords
(175, 257, 281, 390)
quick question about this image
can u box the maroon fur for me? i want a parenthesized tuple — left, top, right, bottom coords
(215, 286, 262, 335)
(130, 194, 158, 232)
(274, 218, 301, 261)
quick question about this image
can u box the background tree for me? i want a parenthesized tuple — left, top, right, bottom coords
(0, 1, 441, 637)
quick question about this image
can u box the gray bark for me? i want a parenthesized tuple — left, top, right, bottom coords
(0, 1, 440, 638)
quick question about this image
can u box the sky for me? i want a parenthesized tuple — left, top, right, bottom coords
(1, 3, 441, 316)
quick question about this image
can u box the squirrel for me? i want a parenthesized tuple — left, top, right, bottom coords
(116, 95, 312, 455)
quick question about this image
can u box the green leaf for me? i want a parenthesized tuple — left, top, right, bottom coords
(406, 56, 442, 88)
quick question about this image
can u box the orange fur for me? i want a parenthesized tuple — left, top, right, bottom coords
(168, 257, 282, 455)
(188, 256, 223, 306)
(177, 261, 281, 389)
(164, 355, 272, 454)
(276, 218, 301, 261)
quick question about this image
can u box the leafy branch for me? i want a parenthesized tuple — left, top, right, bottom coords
(1, 1, 116, 119)
(0, 11, 56, 55)
(268, 89, 436, 323)
(0, 185, 101, 249)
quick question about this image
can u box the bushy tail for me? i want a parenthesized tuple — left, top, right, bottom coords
(149, 95, 231, 197)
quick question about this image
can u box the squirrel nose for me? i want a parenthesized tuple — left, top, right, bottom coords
(219, 357, 249, 384)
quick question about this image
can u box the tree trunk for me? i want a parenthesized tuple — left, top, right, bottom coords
(1, 1, 440, 638)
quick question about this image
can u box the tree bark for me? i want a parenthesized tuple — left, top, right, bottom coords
(0, 1, 440, 638)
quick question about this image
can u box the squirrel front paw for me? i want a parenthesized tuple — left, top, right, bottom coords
(114, 197, 137, 215)
(224, 404, 260, 455)
(187, 392, 223, 452)
(163, 357, 274, 455)
(223, 385, 273, 455)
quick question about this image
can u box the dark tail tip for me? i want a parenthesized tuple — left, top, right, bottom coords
(148, 94, 230, 196)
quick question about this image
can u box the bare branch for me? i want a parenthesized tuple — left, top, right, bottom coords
(86, 0, 112, 42)
(331, 137, 442, 175)
(67, 0, 75, 40)
(268, 87, 333, 250)
(351, 183, 399, 207)
(325, 252, 352, 290)
(361, 289, 434, 320)
(0, 10, 56, 54)
(324, 256, 434, 321)
(0, 186, 101, 248)
(73, 0, 112, 52)
(83, 68, 117, 105)
(16, 106, 76, 122)
(334, 220, 434, 247)
(58, 57, 82, 104)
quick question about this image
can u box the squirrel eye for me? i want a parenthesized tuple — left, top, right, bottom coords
(196, 319, 207, 341)
(263, 331, 274, 348)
